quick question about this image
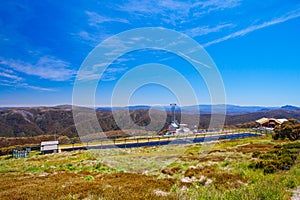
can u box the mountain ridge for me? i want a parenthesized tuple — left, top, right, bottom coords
(2, 104, 299, 115)
(0, 104, 300, 138)
(95, 104, 296, 115)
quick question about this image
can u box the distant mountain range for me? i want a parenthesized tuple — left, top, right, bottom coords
(96, 104, 299, 115)
(0, 104, 299, 138)
(2, 104, 299, 115)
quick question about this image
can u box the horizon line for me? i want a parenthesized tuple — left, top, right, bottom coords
(0, 103, 298, 108)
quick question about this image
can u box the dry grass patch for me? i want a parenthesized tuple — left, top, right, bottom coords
(180, 153, 243, 163)
(183, 165, 246, 189)
(235, 143, 274, 154)
(0, 171, 176, 200)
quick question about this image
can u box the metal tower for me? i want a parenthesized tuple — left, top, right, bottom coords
(170, 103, 176, 122)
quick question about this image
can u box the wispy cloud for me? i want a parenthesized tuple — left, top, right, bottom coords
(119, 0, 239, 15)
(178, 52, 211, 68)
(118, 0, 240, 25)
(118, 0, 164, 14)
(0, 56, 75, 81)
(79, 0, 240, 46)
(78, 64, 128, 82)
(0, 73, 55, 92)
(77, 31, 99, 43)
(104, 66, 127, 73)
(74, 11, 128, 45)
(19, 83, 55, 91)
(0, 71, 23, 81)
(2, 82, 55, 91)
(0, 65, 56, 91)
(184, 23, 234, 37)
(86, 11, 129, 26)
(72, 31, 111, 47)
(101, 66, 128, 81)
(193, 0, 240, 15)
(204, 8, 300, 47)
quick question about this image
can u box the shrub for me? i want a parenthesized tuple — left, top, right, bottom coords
(84, 175, 95, 182)
(282, 141, 300, 149)
(273, 119, 300, 141)
(58, 135, 70, 145)
(65, 163, 75, 171)
(248, 147, 298, 174)
(263, 164, 276, 174)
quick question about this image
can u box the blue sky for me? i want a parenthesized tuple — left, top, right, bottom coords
(0, 0, 300, 107)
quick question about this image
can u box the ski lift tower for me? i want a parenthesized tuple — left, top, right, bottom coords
(168, 103, 179, 134)
(170, 103, 177, 122)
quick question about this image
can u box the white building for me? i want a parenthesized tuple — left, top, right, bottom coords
(41, 141, 59, 154)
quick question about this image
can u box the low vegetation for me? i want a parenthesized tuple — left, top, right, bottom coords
(0, 135, 299, 199)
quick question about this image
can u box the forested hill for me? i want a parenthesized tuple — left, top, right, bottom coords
(0, 105, 299, 138)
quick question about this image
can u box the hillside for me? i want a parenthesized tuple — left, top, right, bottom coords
(0, 136, 299, 199)
(0, 105, 300, 138)
(226, 109, 300, 125)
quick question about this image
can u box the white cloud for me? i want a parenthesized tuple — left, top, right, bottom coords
(118, 0, 240, 21)
(72, 31, 111, 47)
(78, 64, 128, 82)
(75, 11, 131, 45)
(117, 0, 192, 25)
(0, 64, 56, 91)
(0, 81, 55, 91)
(18, 83, 55, 91)
(99, 66, 128, 82)
(118, 0, 163, 14)
(76, 71, 101, 81)
(157, 0, 194, 14)
(78, 31, 99, 43)
(184, 23, 234, 37)
(204, 8, 300, 47)
(85, 11, 129, 26)
(0, 56, 75, 81)
(0, 82, 13, 87)
(104, 67, 127, 73)
(0, 71, 23, 81)
(80, 0, 240, 46)
(0, 74, 55, 92)
(193, 0, 240, 15)
(178, 52, 211, 68)
(100, 76, 117, 82)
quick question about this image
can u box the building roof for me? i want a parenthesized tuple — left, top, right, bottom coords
(256, 117, 287, 125)
(277, 118, 288, 123)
